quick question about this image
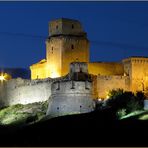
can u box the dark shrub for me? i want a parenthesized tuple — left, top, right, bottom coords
(106, 89, 145, 118)
(26, 115, 38, 124)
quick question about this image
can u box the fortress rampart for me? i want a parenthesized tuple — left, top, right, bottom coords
(97, 75, 130, 99)
(88, 62, 124, 76)
(51, 80, 92, 96)
(46, 80, 95, 117)
(0, 78, 53, 107)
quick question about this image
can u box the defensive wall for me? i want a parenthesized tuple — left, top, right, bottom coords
(46, 80, 95, 117)
(0, 62, 96, 119)
(0, 78, 53, 107)
(97, 75, 130, 99)
(0, 72, 130, 108)
(88, 62, 124, 76)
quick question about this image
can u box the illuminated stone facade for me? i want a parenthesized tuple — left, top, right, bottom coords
(93, 57, 148, 99)
(122, 57, 148, 93)
(30, 18, 124, 80)
(30, 18, 89, 79)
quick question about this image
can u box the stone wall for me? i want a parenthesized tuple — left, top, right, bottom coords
(61, 36, 89, 76)
(0, 78, 52, 107)
(97, 75, 130, 99)
(88, 62, 124, 76)
(123, 57, 148, 93)
(30, 59, 48, 80)
(131, 58, 148, 92)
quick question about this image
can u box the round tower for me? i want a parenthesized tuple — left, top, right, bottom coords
(46, 62, 95, 118)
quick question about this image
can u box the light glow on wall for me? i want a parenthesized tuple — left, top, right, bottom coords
(49, 64, 60, 78)
(106, 95, 109, 99)
(0, 73, 12, 81)
(50, 71, 60, 78)
(0, 75, 5, 81)
(105, 91, 110, 99)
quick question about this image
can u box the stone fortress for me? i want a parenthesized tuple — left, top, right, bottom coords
(30, 18, 148, 99)
(0, 18, 148, 116)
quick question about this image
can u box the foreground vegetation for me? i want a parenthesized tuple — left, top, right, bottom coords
(0, 101, 48, 125)
(104, 89, 146, 119)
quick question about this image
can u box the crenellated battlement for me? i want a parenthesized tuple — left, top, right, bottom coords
(49, 18, 86, 37)
(51, 80, 92, 96)
(123, 57, 148, 64)
(97, 75, 128, 80)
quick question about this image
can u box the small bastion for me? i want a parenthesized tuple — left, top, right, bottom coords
(46, 62, 96, 117)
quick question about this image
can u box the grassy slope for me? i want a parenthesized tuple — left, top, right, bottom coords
(0, 101, 48, 125)
(0, 108, 148, 147)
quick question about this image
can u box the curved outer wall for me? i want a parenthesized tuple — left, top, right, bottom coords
(46, 80, 95, 117)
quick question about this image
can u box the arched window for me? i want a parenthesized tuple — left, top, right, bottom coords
(71, 44, 74, 49)
(51, 47, 53, 53)
(56, 25, 58, 29)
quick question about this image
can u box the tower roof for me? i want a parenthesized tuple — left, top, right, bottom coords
(48, 18, 86, 37)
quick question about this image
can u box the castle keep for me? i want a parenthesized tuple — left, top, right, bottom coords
(30, 18, 89, 79)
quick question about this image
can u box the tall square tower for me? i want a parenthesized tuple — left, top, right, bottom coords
(46, 18, 89, 77)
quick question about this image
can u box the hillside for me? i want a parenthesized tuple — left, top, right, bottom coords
(0, 101, 48, 125)
(0, 108, 148, 147)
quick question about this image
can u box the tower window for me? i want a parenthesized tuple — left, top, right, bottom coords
(72, 24, 74, 29)
(71, 44, 74, 49)
(51, 47, 53, 53)
(56, 25, 58, 29)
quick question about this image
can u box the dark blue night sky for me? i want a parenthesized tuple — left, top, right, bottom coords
(0, 1, 148, 68)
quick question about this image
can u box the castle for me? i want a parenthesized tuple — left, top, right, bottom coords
(30, 18, 148, 99)
(0, 18, 148, 116)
